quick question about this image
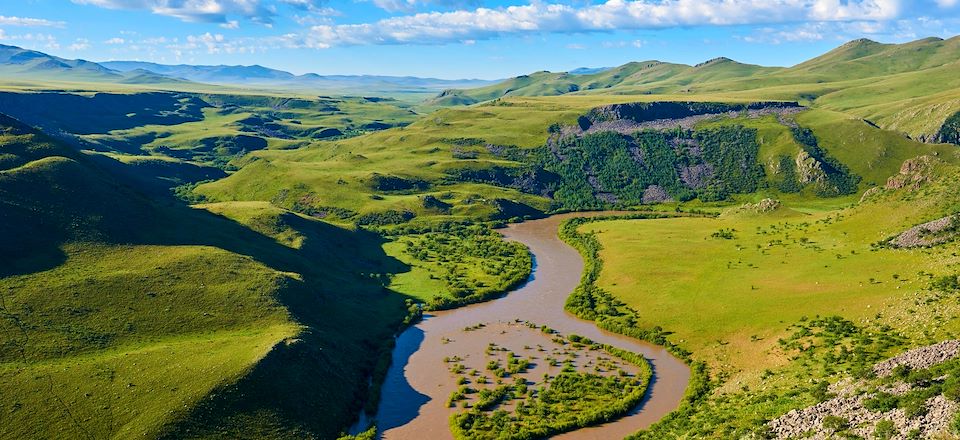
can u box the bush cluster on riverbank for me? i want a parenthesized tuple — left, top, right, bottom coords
(383, 222, 532, 310)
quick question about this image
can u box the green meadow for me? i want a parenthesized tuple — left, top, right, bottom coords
(574, 160, 960, 436)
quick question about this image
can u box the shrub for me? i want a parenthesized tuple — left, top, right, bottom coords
(932, 274, 960, 292)
(873, 420, 896, 440)
(822, 415, 850, 432)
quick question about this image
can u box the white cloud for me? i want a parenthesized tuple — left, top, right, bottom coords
(935, 0, 958, 7)
(221, 20, 240, 28)
(602, 39, 647, 48)
(369, 0, 483, 13)
(300, 0, 904, 48)
(739, 15, 959, 45)
(71, 0, 275, 24)
(104, 37, 126, 44)
(167, 32, 265, 54)
(69, 38, 92, 51)
(566, 43, 586, 49)
(0, 32, 61, 50)
(0, 15, 65, 27)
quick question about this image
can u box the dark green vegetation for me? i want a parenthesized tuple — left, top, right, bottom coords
(451, 372, 646, 440)
(447, 330, 652, 440)
(538, 126, 764, 208)
(383, 223, 531, 310)
(938, 111, 960, 145)
(864, 359, 960, 419)
(0, 115, 413, 439)
(788, 126, 861, 196)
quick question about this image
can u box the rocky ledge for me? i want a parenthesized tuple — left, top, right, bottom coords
(769, 341, 960, 439)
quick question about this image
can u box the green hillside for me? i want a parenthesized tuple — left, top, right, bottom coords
(427, 58, 772, 105)
(0, 115, 411, 439)
(192, 95, 959, 225)
(0, 90, 419, 168)
(432, 37, 960, 143)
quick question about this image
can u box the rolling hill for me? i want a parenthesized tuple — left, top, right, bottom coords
(430, 37, 960, 142)
(0, 113, 411, 439)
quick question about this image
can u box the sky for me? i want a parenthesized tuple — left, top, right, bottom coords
(0, 0, 959, 79)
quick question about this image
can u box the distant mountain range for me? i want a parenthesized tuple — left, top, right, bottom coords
(0, 44, 495, 95)
(99, 60, 495, 91)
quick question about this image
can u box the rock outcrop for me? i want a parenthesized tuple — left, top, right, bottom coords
(889, 215, 960, 249)
(886, 156, 935, 191)
(769, 340, 960, 440)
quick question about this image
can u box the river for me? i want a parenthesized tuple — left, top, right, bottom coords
(374, 213, 690, 439)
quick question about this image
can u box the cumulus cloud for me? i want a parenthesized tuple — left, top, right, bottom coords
(0, 31, 61, 50)
(370, 0, 483, 13)
(299, 0, 903, 47)
(71, 0, 275, 24)
(0, 15, 65, 27)
(166, 31, 267, 54)
(739, 15, 959, 45)
(68, 38, 92, 51)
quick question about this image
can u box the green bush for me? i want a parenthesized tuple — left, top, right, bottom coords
(822, 415, 850, 432)
(873, 420, 896, 440)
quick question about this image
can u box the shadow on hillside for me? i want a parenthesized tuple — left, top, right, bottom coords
(132, 183, 415, 439)
(0, 91, 208, 135)
(2, 147, 418, 438)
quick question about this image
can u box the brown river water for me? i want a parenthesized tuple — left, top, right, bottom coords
(373, 213, 690, 439)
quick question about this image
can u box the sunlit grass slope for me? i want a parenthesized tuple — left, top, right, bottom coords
(586, 156, 960, 387)
(0, 115, 410, 439)
(433, 37, 960, 141)
(195, 90, 959, 225)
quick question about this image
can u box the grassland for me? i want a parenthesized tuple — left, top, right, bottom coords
(572, 158, 960, 436)
(0, 90, 420, 169)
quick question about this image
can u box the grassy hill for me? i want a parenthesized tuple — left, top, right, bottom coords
(0, 114, 412, 439)
(0, 90, 419, 168)
(431, 37, 960, 143)
(426, 59, 770, 106)
(191, 92, 959, 224)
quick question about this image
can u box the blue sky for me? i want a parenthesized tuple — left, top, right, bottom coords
(1, 0, 959, 79)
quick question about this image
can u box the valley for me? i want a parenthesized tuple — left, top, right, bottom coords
(3, 29, 960, 440)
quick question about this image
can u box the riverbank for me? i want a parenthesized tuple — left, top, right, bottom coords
(372, 213, 690, 439)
